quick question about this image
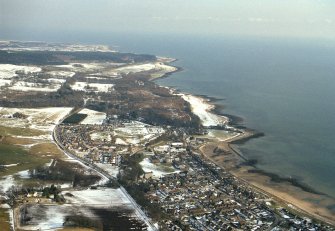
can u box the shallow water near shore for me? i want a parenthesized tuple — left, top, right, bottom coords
(3, 31, 335, 198)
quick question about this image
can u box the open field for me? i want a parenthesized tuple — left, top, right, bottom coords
(0, 144, 48, 178)
(0, 107, 73, 132)
(0, 125, 46, 137)
(140, 158, 179, 178)
(0, 107, 75, 180)
(0, 208, 11, 231)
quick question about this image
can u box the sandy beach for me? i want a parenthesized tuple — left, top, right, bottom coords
(199, 140, 335, 226)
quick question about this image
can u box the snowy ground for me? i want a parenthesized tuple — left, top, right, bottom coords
(0, 175, 16, 194)
(78, 108, 106, 125)
(114, 62, 177, 78)
(0, 64, 41, 79)
(20, 187, 145, 230)
(19, 204, 94, 231)
(115, 137, 128, 145)
(15, 170, 31, 179)
(90, 132, 112, 142)
(45, 70, 75, 78)
(70, 81, 114, 93)
(0, 170, 32, 194)
(114, 121, 165, 145)
(8, 81, 62, 92)
(46, 78, 67, 84)
(180, 94, 228, 127)
(0, 79, 11, 87)
(140, 158, 179, 178)
(63, 188, 133, 207)
(0, 107, 73, 132)
(56, 62, 122, 74)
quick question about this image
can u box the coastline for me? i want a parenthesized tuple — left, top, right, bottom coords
(157, 60, 335, 227)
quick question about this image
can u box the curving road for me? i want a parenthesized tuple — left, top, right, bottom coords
(52, 109, 157, 231)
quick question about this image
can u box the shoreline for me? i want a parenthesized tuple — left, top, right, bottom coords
(199, 141, 335, 226)
(157, 60, 335, 227)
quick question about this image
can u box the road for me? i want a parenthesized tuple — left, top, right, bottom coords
(52, 109, 158, 231)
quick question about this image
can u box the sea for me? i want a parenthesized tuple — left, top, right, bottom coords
(3, 31, 335, 198)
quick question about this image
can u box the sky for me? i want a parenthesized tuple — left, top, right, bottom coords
(1, 0, 335, 40)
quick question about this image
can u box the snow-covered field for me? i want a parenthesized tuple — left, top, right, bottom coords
(71, 81, 114, 93)
(56, 63, 102, 72)
(0, 175, 16, 193)
(115, 62, 177, 77)
(57, 62, 121, 73)
(16, 170, 31, 179)
(78, 108, 106, 125)
(63, 188, 132, 207)
(0, 170, 31, 194)
(0, 64, 41, 79)
(115, 121, 164, 136)
(0, 65, 77, 92)
(140, 158, 179, 178)
(8, 81, 62, 92)
(90, 132, 111, 142)
(115, 137, 128, 145)
(19, 187, 145, 230)
(0, 107, 73, 132)
(45, 70, 75, 78)
(114, 121, 165, 145)
(0, 79, 11, 87)
(20, 204, 95, 231)
(181, 94, 228, 127)
(46, 78, 67, 84)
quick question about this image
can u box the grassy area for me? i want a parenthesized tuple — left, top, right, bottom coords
(0, 143, 48, 177)
(0, 125, 46, 137)
(1, 136, 36, 146)
(29, 142, 64, 158)
(0, 208, 11, 231)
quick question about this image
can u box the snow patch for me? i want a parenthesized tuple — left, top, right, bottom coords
(0, 79, 12, 87)
(0, 175, 16, 193)
(63, 188, 133, 208)
(79, 108, 106, 125)
(71, 81, 114, 93)
(181, 94, 228, 127)
(45, 70, 75, 78)
(0, 64, 41, 79)
(115, 138, 128, 145)
(8, 81, 61, 92)
(140, 158, 179, 178)
(16, 170, 30, 179)
(0, 107, 73, 132)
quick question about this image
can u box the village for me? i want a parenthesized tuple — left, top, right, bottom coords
(55, 114, 333, 231)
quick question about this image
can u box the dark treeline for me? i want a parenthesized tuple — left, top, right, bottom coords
(0, 50, 156, 65)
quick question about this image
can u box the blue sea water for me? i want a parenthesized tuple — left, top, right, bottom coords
(2, 31, 335, 197)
